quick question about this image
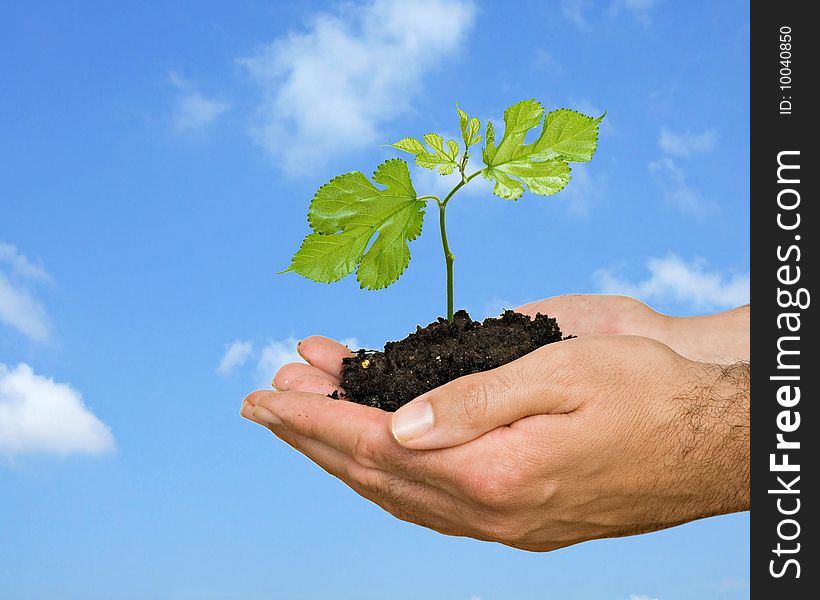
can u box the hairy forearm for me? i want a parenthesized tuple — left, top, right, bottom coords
(673, 360, 750, 520)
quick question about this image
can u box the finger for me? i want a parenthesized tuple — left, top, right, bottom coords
(354, 475, 469, 538)
(390, 340, 585, 450)
(244, 402, 466, 535)
(297, 336, 356, 378)
(515, 294, 656, 338)
(273, 362, 340, 390)
(286, 374, 343, 396)
(515, 294, 600, 335)
(277, 428, 466, 535)
(244, 390, 448, 478)
(242, 399, 381, 490)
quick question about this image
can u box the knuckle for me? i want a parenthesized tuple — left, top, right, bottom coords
(351, 428, 379, 468)
(543, 341, 576, 373)
(462, 462, 521, 509)
(345, 461, 376, 490)
(457, 377, 492, 423)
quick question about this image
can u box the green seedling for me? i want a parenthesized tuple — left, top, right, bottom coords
(282, 99, 604, 320)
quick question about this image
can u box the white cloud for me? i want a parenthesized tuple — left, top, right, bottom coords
(256, 337, 302, 388)
(658, 127, 717, 157)
(595, 255, 749, 311)
(629, 595, 660, 600)
(0, 242, 50, 342)
(648, 157, 710, 214)
(0, 242, 49, 281)
(169, 71, 229, 131)
(216, 340, 254, 376)
(0, 274, 49, 342)
(255, 336, 359, 388)
(239, 0, 476, 174)
(0, 363, 115, 457)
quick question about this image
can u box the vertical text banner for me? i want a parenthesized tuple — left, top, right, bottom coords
(752, 2, 815, 597)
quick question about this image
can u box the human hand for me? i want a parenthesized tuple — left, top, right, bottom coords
(242, 334, 749, 552)
(517, 294, 749, 364)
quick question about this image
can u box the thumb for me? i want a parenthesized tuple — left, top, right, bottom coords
(389, 345, 579, 450)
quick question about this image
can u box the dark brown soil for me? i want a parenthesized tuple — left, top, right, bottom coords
(336, 309, 568, 411)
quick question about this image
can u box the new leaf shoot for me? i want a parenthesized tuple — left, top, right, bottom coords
(282, 100, 604, 318)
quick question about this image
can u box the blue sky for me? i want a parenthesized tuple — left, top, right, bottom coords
(1, 1, 749, 598)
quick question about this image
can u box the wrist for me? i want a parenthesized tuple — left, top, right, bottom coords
(658, 306, 750, 364)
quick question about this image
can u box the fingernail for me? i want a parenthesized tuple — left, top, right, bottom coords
(391, 400, 433, 443)
(251, 405, 283, 427)
(240, 401, 252, 418)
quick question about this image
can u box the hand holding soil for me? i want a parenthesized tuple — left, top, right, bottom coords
(516, 294, 750, 364)
(241, 294, 750, 552)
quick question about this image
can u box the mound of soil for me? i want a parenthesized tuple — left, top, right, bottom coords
(337, 309, 567, 411)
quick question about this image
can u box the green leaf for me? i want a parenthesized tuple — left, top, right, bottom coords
(456, 103, 481, 148)
(531, 109, 605, 162)
(391, 133, 460, 175)
(282, 159, 425, 290)
(481, 100, 603, 200)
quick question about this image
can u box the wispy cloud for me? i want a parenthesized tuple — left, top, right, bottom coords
(562, 163, 605, 217)
(563, 0, 659, 28)
(410, 163, 492, 200)
(169, 71, 230, 131)
(534, 49, 561, 73)
(658, 127, 717, 157)
(629, 595, 660, 600)
(475, 297, 520, 319)
(595, 255, 749, 311)
(216, 340, 254, 376)
(610, 0, 659, 25)
(567, 97, 612, 134)
(238, 0, 476, 174)
(256, 336, 359, 388)
(0, 242, 50, 342)
(218, 336, 359, 388)
(0, 363, 115, 458)
(560, 0, 594, 28)
(717, 576, 749, 592)
(648, 157, 710, 214)
(646, 87, 676, 115)
(650, 125, 717, 214)
(0, 242, 49, 281)
(256, 337, 302, 388)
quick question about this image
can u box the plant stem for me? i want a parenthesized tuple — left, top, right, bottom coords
(434, 170, 483, 319)
(438, 200, 455, 320)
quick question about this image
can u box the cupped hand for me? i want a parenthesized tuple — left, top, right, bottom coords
(243, 332, 749, 552)
(516, 294, 749, 363)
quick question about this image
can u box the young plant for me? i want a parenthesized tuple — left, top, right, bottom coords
(281, 99, 604, 320)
